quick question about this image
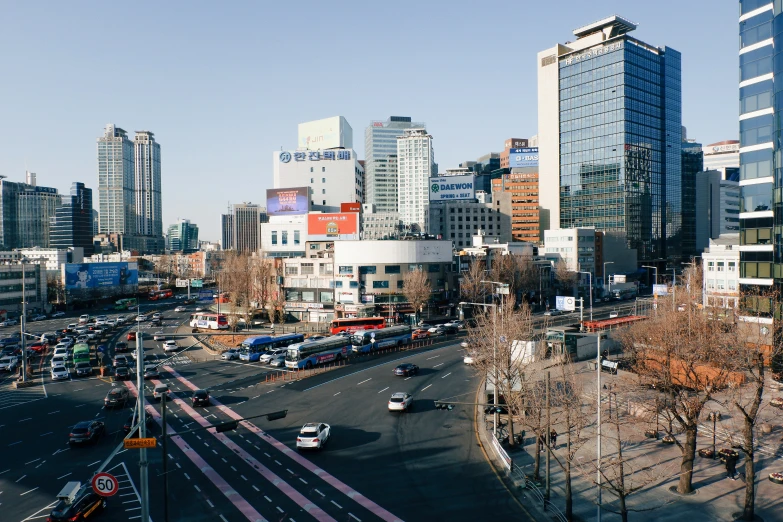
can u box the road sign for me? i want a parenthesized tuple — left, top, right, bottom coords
(556, 296, 576, 311)
(91, 472, 119, 497)
(653, 284, 669, 296)
(176, 279, 189, 288)
(123, 437, 156, 449)
(190, 279, 203, 288)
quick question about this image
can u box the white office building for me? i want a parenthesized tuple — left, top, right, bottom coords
(702, 234, 739, 310)
(361, 204, 401, 240)
(543, 227, 597, 273)
(298, 116, 353, 150)
(364, 116, 425, 213)
(702, 141, 739, 172)
(272, 149, 363, 211)
(397, 129, 435, 233)
(260, 215, 307, 258)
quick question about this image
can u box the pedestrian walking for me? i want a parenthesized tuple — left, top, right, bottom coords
(538, 432, 545, 452)
(725, 453, 738, 480)
(550, 429, 558, 449)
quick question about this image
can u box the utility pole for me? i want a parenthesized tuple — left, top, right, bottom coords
(162, 391, 170, 522)
(136, 305, 150, 522)
(545, 370, 551, 503)
(596, 333, 603, 522)
(20, 262, 27, 382)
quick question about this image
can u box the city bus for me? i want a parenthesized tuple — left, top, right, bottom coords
(72, 343, 90, 365)
(189, 312, 229, 330)
(351, 325, 412, 354)
(285, 336, 351, 370)
(329, 317, 386, 335)
(149, 289, 173, 301)
(115, 298, 138, 310)
(239, 334, 305, 362)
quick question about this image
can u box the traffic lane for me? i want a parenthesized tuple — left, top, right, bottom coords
(141, 382, 335, 522)
(0, 382, 136, 521)
(159, 370, 394, 522)
(154, 358, 280, 394)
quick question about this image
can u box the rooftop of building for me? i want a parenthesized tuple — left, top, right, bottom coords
(709, 233, 739, 247)
(573, 15, 637, 39)
(706, 140, 739, 147)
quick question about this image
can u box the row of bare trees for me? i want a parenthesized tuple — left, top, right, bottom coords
(463, 267, 781, 521)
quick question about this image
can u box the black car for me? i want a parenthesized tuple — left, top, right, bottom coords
(394, 363, 420, 377)
(114, 366, 131, 380)
(192, 389, 210, 406)
(74, 361, 93, 377)
(48, 483, 106, 521)
(104, 387, 130, 408)
(143, 366, 160, 379)
(123, 413, 154, 434)
(69, 420, 106, 445)
(115, 341, 129, 352)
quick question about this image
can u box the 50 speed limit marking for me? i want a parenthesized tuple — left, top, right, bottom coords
(91, 472, 119, 497)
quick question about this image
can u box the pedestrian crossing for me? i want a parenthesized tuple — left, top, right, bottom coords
(0, 373, 47, 410)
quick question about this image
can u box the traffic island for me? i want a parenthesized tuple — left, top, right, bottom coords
(14, 380, 36, 389)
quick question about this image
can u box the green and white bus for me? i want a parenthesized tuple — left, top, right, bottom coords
(72, 343, 90, 365)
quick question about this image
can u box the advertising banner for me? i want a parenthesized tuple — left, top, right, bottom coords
(428, 174, 476, 201)
(266, 187, 309, 216)
(63, 262, 138, 290)
(509, 148, 539, 168)
(198, 289, 213, 302)
(556, 296, 576, 311)
(340, 202, 361, 213)
(653, 284, 669, 296)
(307, 213, 359, 241)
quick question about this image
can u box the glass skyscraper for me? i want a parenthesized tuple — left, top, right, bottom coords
(134, 130, 162, 238)
(97, 124, 135, 235)
(364, 116, 425, 213)
(538, 16, 683, 264)
(738, 0, 778, 320)
(50, 182, 94, 253)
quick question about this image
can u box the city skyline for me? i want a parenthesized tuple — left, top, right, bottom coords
(0, 2, 737, 240)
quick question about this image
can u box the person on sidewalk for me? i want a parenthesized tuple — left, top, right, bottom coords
(725, 453, 738, 480)
(550, 429, 558, 449)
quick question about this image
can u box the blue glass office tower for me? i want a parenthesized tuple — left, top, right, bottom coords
(539, 16, 682, 263)
(738, 1, 777, 319)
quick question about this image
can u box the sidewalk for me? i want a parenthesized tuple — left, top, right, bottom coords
(475, 362, 783, 521)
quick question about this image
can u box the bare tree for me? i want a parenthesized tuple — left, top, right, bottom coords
(554, 259, 578, 293)
(488, 254, 539, 300)
(722, 290, 781, 521)
(460, 258, 488, 304)
(466, 297, 535, 448)
(620, 299, 739, 494)
(402, 268, 432, 323)
(681, 258, 704, 305)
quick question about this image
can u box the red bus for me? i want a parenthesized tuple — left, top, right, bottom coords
(330, 317, 386, 335)
(149, 289, 173, 301)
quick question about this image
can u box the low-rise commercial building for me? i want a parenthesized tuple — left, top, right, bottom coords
(427, 191, 512, 248)
(0, 263, 47, 316)
(702, 234, 739, 310)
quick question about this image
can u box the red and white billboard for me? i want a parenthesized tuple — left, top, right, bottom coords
(307, 213, 360, 241)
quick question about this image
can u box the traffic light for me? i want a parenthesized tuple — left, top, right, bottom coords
(265, 410, 288, 421)
(434, 401, 454, 411)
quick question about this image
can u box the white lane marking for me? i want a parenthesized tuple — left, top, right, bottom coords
(378, 387, 389, 394)
(212, 450, 218, 455)
(194, 485, 201, 492)
(433, 363, 444, 368)
(286, 468, 294, 474)
(421, 384, 432, 391)
(0, 469, 8, 476)
(40, 431, 53, 437)
(175, 462, 181, 469)
(16, 474, 27, 482)
(349, 514, 361, 521)
(241, 475, 248, 481)
(357, 378, 372, 385)
(47, 410, 60, 415)
(264, 495, 272, 502)
(333, 392, 340, 396)
(35, 460, 46, 469)
(75, 404, 86, 408)
(88, 460, 101, 467)
(220, 515, 229, 522)
(230, 466, 237, 471)
(24, 458, 40, 465)
(441, 372, 452, 379)
(263, 452, 270, 457)
(276, 506, 284, 513)
(184, 473, 191, 480)
(206, 499, 214, 507)
(314, 488, 325, 497)
(20, 487, 38, 496)
(252, 485, 260, 492)
(56, 472, 71, 480)
(331, 500, 343, 509)
(426, 355, 440, 360)
(299, 477, 307, 484)
(274, 460, 281, 466)
(221, 458, 227, 463)
(8, 441, 22, 446)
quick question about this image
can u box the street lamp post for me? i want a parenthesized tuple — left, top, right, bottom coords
(595, 333, 605, 522)
(19, 262, 28, 382)
(136, 304, 150, 522)
(603, 262, 614, 298)
(670, 268, 677, 308)
(642, 265, 658, 287)
(578, 271, 593, 321)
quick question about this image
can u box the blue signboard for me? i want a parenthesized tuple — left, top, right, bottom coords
(198, 289, 213, 302)
(509, 147, 539, 168)
(63, 262, 138, 290)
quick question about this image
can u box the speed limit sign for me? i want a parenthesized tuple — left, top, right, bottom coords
(91, 472, 119, 497)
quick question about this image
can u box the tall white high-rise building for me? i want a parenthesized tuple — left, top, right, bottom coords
(397, 128, 435, 232)
(134, 130, 162, 238)
(364, 116, 425, 212)
(97, 124, 135, 235)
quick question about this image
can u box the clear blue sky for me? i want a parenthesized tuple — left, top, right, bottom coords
(0, 1, 738, 241)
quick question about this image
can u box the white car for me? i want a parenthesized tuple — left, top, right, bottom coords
(53, 347, 69, 358)
(79, 314, 90, 324)
(0, 319, 18, 327)
(153, 331, 167, 341)
(0, 356, 19, 372)
(51, 366, 69, 381)
(51, 355, 67, 369)
(260, 348, 287, 364)
(221, 349, 240, 360)
(463, 354, 475, 365)
(609, 311, 619, 319)
(116, 315, 127, 323)
(162, 340, 178, 352)
(74, 326, 88, 335)
(152, 313, 162, 320)
(268, 354, 286, 367)
(106, 319, 116, 327)
(388, 392, 413, 412)
(174, 306, 185, 313)
(95, 316, 108, 325)
(31, 314, 47, 322)
(51, 311, 65, 318)
(136, 315, 147, 322)
(296, 423, 330, 450)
